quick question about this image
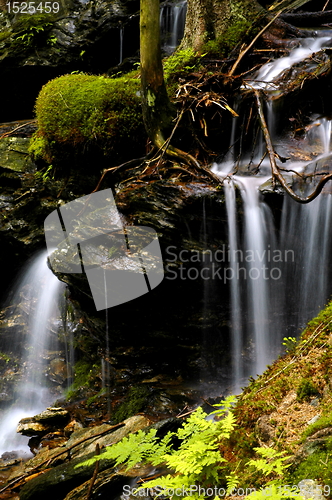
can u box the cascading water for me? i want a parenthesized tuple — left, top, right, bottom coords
(214, 32, 332, 391)
(0, 250, 65, 456)
(224, 180, 243, 391)
(160, 0, 187, 53)
(119, 24, 124, 64)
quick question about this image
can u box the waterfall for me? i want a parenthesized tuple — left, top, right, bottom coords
(250, 36, 331, 90)
(224, 180, 243, 391)
(280, 193, 332, 332)
(119, 25, 124, 64)
(160, 0, 187, 53)
(0, 250, 65, 456)
(214, 31, 332, 390)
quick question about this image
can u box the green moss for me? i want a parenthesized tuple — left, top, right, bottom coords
(11, 14, 55, 48)
(29, 134, 53, 163)
(31, 73, 145, 166)
(163, 49, 203, 95)
(163, 48, 199, 81)
(65, 359, 100, 401)
(202, 18, 257, 58)
(111, 385, 150, 424)
(0, 352, 11, 364)
(288, 448, 332, 490)
(296, 378, 320, 402)
(302, 414, 332, 441)
(86, 388, 106, 407)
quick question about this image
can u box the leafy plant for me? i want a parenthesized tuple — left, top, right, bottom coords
(282, 336, 297, 353)
(296, 378, 320, 402)
(247, 447, 291, 477)
(76, 396, 303, 499)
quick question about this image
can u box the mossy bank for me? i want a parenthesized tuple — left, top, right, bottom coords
(29, 73, 146, 172)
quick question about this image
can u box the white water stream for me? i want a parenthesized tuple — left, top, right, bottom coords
(160, 0, 187, 53)
(214, 32, 332, 390)
(0, 251, 65, 456)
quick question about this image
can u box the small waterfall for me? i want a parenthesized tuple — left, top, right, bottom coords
(240, 177, 271, 375)
(280, 193, 332, 331)
(0, 250, 65, 456)
(214, 31, 332, 388)
(160, 0, 187, 53)
(306, 117, 332, 156)
(224, 180, 243, 391)
(119, 25, 124, 64)
(251, 36, 331, 90)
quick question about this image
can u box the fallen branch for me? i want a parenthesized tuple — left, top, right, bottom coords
(253, 88, 332, 203)
(86, 444, 100, 500)
(0, 422, 125, 495)
(229, 11, 282, 77)
(0, 120, 37, 140)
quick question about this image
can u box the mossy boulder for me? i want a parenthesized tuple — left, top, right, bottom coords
(29, 73, 146, 169)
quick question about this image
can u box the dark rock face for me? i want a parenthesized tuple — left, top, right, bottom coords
(0, 0, 140, 120)
(49, 177, 233, 387)
(0, 125, 235, 430)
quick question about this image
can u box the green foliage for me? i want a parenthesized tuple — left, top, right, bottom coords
(33, 164, 54, 182)
(282, 336, 297, 353)
(296, 378, 320, 402)
(163, 48, 201, 84)
(11, 14, 55, 48)
(32, 73, 145, 165)
(78, 427, 173, 470)
(301, 413, 332, 440)
(76, 396, 301, 499)
(288, 448, 332, 490)
(247, 447, 291, 477)
(111, 386, 151, 423)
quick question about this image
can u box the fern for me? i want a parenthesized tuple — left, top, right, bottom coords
(78, 428, 173, 471)
(247, 447, 291, 477)
(226, 473, 240, 495)
(247, 484, 305, 500)
(76, 397, 303, 500)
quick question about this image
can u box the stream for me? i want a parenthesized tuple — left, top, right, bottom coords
(1, 7, 332, 491)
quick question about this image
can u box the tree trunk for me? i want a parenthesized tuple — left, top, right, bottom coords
(140, 0, 175, 149)
(179, 0, 265, 53)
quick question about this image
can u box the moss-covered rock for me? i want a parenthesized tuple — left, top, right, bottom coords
(29, 73, 146, 169)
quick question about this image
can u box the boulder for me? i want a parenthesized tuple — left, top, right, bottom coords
(17, 407, 70, 436)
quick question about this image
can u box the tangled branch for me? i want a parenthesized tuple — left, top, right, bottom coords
(254, 89, 332, 203)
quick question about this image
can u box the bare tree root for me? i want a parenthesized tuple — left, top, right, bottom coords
(152, 128, 224, 186)
(92, 151, 157, 193)
(254, 89, 332, 203)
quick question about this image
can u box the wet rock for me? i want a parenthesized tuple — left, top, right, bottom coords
(66, 414, 151, 459)
(63, 419, 84, 437)
(18, 415, 151, 500)
(17, 407, 70, 436)
(255, 414, 275, 442)
(0, 137, 31, 172)
(47, 358, 68, 385)
(298, 479, 325, 500)
(17, 420, 49, 436)
(0, 0, 140, 120)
